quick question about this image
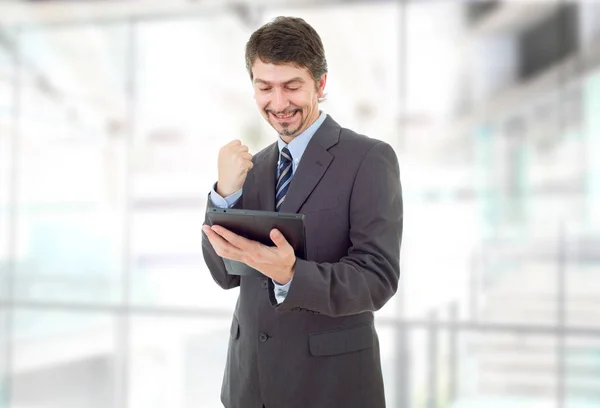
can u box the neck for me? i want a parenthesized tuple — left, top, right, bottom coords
(281, 109, 320, 144)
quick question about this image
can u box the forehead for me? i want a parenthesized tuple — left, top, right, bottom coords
(251, 59, 312, 84)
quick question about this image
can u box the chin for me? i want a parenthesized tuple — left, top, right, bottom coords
(264, 111, 305, 137)
(279, 125, 303, 137)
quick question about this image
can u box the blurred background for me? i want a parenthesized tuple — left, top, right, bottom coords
(0, 0, 599, 407)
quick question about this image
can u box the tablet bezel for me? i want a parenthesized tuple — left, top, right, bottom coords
(206, 208, 306, 259)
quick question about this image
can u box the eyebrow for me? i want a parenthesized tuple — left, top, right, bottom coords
(254, 77, 305, 86)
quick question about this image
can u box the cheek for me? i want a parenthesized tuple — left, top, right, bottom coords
(254, 94, 270, 110)
(295, 93, 313, 109)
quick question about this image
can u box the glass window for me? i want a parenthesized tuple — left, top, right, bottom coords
(128, 316, 229, 408)
(0, 311, 7, 408)
(3, 2, 600, 408)
(130, 16, 253, 308)
(0, 35, 14, 302)
(10, 311, 117, 408)
(13, 24, 129, 304)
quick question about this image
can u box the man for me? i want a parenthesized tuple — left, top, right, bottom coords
(202, 16, 402, 408)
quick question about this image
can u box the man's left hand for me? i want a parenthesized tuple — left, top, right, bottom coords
(202, 224, 296, 285)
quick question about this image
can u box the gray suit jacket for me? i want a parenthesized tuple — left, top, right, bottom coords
(202, 115, 403, 408)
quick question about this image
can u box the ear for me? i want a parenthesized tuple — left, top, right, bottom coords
(317, 74, 327, 98)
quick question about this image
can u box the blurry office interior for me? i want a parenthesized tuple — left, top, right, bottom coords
(1, 0, 600, 407)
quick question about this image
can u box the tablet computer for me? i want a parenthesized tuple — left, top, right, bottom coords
(206, 208, 306, 277)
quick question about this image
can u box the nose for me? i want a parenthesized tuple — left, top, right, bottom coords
(270, 88, 288, 112)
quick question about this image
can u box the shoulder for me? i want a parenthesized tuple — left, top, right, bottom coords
(339, 126, 380, 148)
(251, 142, 277, 164)
(336, 125, 396, 164)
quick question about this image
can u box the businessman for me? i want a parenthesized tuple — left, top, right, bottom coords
(202, 16, 402, 408)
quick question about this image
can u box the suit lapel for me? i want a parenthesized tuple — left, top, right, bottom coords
(279, 116, 340, 214)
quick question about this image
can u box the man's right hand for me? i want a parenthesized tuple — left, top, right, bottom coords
(216, 140, 253, 197)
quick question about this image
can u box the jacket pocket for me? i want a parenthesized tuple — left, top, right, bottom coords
(230, 316, 240, 340)
(309, 323, 374, 357)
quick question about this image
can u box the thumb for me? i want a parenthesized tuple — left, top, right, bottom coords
(270, 229, 289, 249)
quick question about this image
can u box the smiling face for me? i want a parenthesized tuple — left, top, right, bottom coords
(252, 58, 326, 143)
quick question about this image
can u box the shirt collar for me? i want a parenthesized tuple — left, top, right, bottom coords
(277, 111, 327, 164)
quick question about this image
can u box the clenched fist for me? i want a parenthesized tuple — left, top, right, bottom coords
(216, 140, 253, 197)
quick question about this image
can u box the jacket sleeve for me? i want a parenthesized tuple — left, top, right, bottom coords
(273, 141, 403, 317)
(201, 185, 244, 290)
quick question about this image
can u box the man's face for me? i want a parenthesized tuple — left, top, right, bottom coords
(252, 59, 326, 142)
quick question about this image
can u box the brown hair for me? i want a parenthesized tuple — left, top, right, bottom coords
(245, 16, 328, 84)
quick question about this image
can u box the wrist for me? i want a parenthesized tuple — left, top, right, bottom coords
(274, 264, 295, 286)
(216, 183, 236, 197)
(284, 260, 296, 284)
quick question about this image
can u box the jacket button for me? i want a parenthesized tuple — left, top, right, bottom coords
(259, 333, 269, 343)
(261, 280, 269, 289)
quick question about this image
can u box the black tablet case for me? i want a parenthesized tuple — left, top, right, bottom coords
(206, 208, 306, 278)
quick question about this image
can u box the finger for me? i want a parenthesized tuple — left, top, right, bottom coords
(203, 224, 226, 247)
(205, 226, 245, 260)
(240, 159, 253, 172)
(241, 152, 253, 161)
(202, 226, 223, 251)
(212, 225, 257, 251)
(227, 139, 242, 146)
(236, 145, 250, 153)
(270, 229, 293, 251)
(237, 155, 252, 167)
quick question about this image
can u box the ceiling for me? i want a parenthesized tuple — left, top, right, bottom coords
(0, 0, 381, 27)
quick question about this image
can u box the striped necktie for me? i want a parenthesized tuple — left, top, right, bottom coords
(275, 146, 293, 212)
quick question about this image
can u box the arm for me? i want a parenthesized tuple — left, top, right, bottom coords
(202, 184, 243, 290)
(202, 138, 253, 290)
(274, 142, 403, 316)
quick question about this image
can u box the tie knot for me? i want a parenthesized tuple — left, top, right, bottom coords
(281, 147, 292, 164)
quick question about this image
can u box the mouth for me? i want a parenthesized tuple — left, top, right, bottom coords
(269, 110, 299, 123)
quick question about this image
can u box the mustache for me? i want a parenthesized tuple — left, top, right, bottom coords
(265, 107, 301, 115)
